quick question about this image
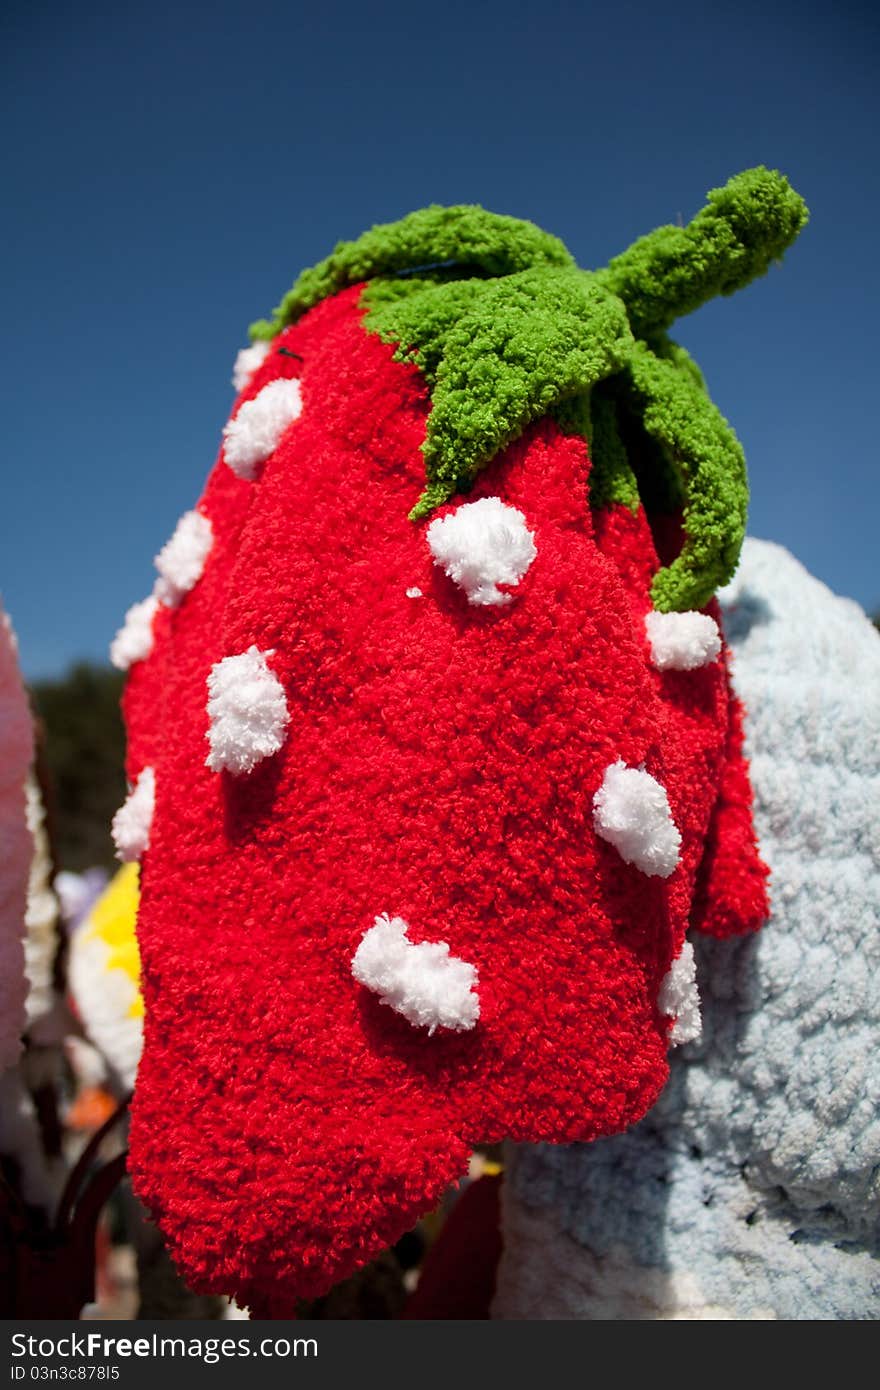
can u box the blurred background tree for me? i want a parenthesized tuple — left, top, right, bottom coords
(29, 664, 126, 871)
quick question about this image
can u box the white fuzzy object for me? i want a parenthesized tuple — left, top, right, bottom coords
(645, 610, 721, 671)
(406, 587, 424, 599)
(111, 767, 155, 862)
(222, 377, 303, 480)
(205, 646, 289, 775)
(426, 496, 537, 606)
(109, 594, 159, 670)
(68, 920, 143, 1093)
(232, 341, 271, 392)
(493, 1196, 772, 1321)
(23, 776, 60, 1037)
(593, 760, 681, 878)
(351, 914, 480, 1034)
(0, 603, 34, 1075)
(153, 510, 213, 607)
(658, 940, 702, 1045)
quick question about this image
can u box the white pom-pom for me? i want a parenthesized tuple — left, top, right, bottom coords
(232, 341, 271, 392)
(426, 496, 537, 607)
(222, 378, 303, 480)
(109, 595, 159, 670)
(593, 760, 681, 878)
(111, 767, 155, 862)
(352, 914, 479, 1034)
(405, 587, 423, 599)
(205, 646, 289, 775)
(645, 610, 722, 671)
(658, 940, 702, 1045)
(153, 511, 213, 608)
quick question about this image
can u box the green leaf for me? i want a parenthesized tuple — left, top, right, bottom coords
(622, 342, 748, 611)
(412, 267, 633, 513)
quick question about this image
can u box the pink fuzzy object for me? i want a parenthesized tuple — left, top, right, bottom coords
(0, 600, 35, 1073)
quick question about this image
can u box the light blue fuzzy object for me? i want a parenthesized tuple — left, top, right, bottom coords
(495, 539, 880, 1319)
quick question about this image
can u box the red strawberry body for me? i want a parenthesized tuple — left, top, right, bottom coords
(124, 286, 765, 1313)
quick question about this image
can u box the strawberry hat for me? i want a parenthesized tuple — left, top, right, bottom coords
(111, 169, 806, 1315)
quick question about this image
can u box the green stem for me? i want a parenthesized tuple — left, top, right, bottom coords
(596, 167, 808, 338)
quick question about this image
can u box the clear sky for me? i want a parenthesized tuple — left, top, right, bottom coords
(2, 0, 878, 678)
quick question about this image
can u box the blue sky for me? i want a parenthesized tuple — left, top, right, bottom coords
(2, 0, 878, 679)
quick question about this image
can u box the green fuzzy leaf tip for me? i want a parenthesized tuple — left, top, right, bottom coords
(596, 166, 809, 338)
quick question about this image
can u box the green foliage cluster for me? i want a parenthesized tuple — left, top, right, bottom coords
(29, 663, 126, 872)
(252, 170, 807, 612)
(249, 204, 573, 339)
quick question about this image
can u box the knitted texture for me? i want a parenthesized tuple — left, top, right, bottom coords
(494, 539, 880, 1320)
(0, 601, 34, 1075)
(114, 178, 805, 1313)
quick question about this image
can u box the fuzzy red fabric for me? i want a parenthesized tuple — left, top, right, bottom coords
(594, 505, 769, 939)
(124, 286, 767, 1315)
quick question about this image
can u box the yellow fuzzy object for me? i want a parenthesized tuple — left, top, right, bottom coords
(81, 864, 143, 1017)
